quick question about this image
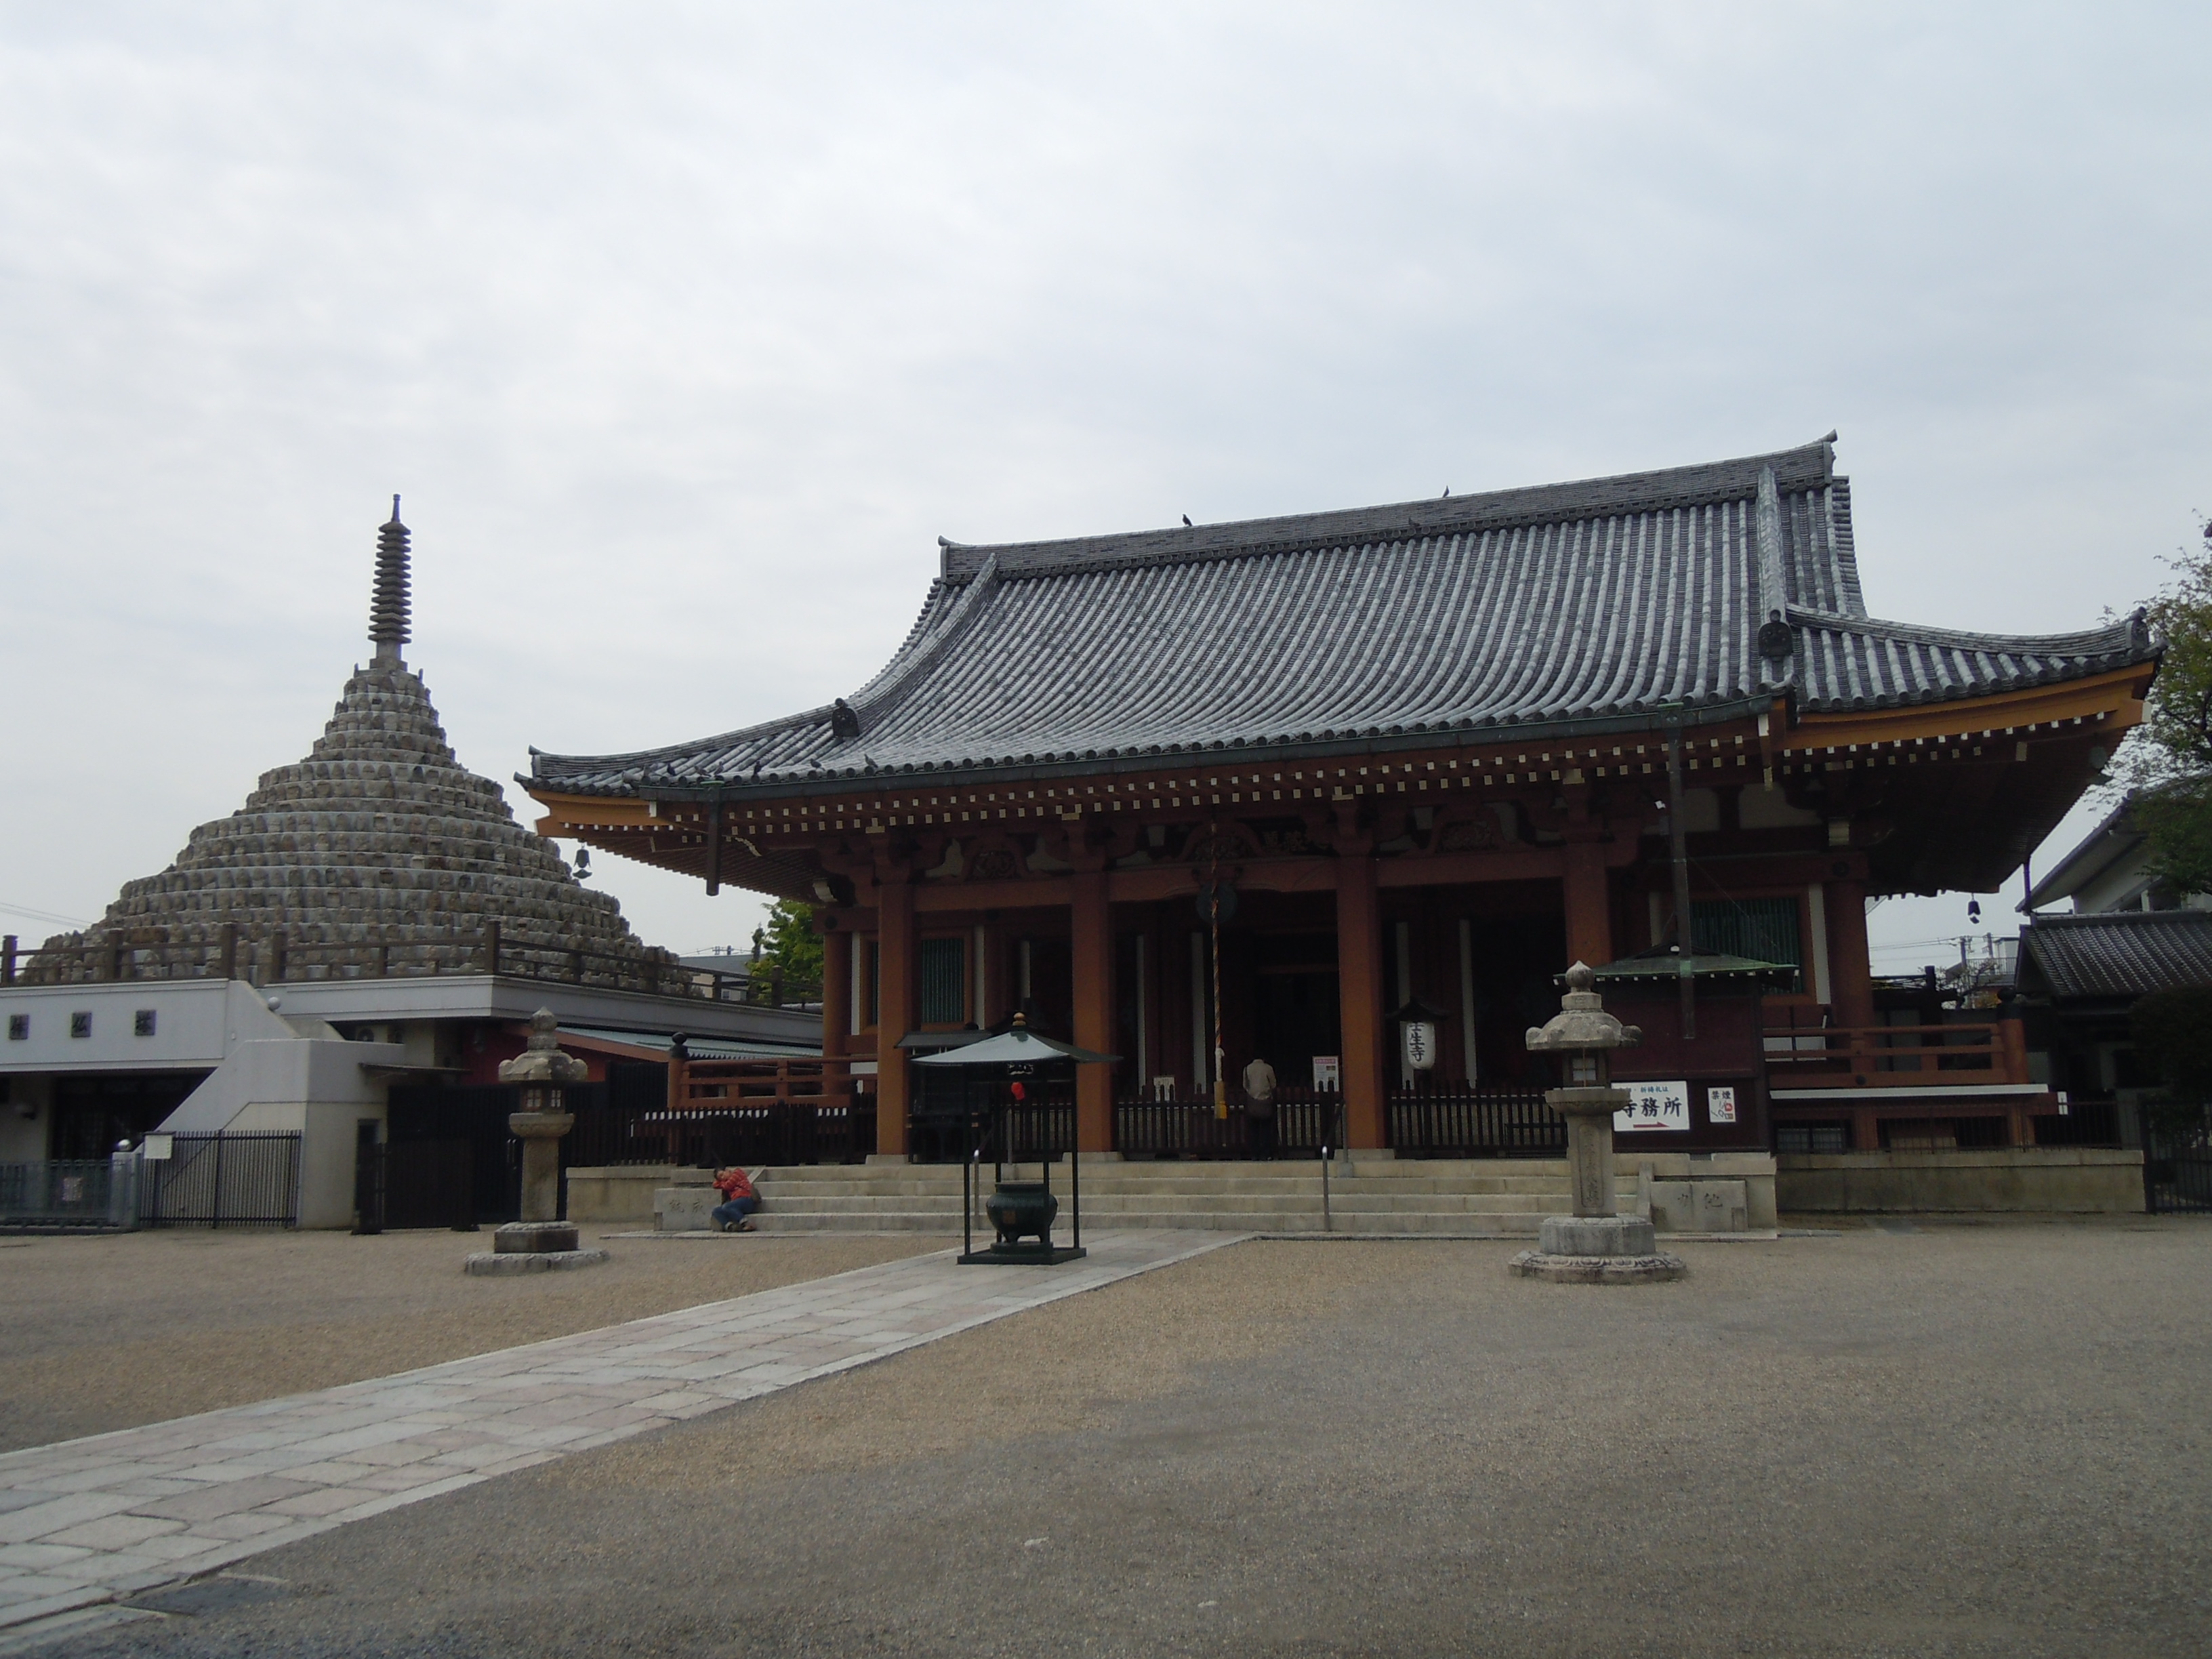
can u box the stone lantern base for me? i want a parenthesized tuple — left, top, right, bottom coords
(464, 1223, 611, 1275)
(1507, 1245, 1687, 1284)
(464, 1242, 611, 1276)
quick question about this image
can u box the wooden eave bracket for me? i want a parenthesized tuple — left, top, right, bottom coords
(1778, 666, 2150, 753)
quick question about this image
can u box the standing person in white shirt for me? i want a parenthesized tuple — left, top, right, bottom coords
(1241, 1055, 1279, 1157)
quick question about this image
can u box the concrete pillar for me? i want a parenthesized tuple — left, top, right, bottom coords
(1071, 868, 1115, 1153)
(1334, 838, 1388, 1150)
(875, 870, 915, 1158)
(511, 1113, 569, 1225)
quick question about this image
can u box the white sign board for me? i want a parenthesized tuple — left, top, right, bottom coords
(141, 1133, 173, 1162)
(1615, 1080, 1692, 1132)
(1401, 1021, 1437, 1072)
(1706, 1086, 1738, 1125)
(1311, 1055, 1341, 1092)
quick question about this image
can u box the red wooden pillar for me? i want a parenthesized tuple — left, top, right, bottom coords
(1071, 866, 1115, 1153)
(1563, 835, 1612, 969)
(1825, 876, 1876, 1030)
(819, 924, 851, 1063)
(875, 871, 915, 1158)
(1334, 832, 1388, 1150)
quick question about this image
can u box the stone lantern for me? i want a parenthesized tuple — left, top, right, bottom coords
(1510, 962, 1685, 1284)
(466, 1008, 609, 1274)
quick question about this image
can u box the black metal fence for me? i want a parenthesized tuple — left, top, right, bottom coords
(1387, 1084, 1562, 1157)
(2030, 1099, 2127, 1149)
(0, 1160, 121, 1228)
(142, 1132, 301, 1228)
(1114, 1090, 1343, 1159)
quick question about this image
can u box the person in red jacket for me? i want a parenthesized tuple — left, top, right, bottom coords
(711, 1166, 760, 1232)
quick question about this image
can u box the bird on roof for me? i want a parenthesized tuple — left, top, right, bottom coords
(1182, 514, 1192, 527)
(1441, 487, 1450, 497)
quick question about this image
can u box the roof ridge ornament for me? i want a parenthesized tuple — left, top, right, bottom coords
(369, 495, 411, 668)
(1754, 466, 1798, 687)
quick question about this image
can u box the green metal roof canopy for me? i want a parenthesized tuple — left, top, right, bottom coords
(909, 1017, 1118, 1067)
(1584, 947, 1799, 985)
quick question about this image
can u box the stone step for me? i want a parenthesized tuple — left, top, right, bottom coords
(754, 1158, 1577, 1181)
(745, 1208, 1547, 1237)
(756, 1170, 1591, 1193)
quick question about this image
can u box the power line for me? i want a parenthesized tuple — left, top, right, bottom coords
(0, 899, 89, 930)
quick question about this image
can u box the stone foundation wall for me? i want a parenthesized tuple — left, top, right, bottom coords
(567, 1164, 710, 1224)
(1777, 1148, 2145, 1214)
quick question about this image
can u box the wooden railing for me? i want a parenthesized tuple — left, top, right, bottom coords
(633, 1056, 874, 1167)
(1, 924, 817, 1008)
(569, 1101, 876, 1168)
(1114, 1090, 1343, 1159)
(1760, 1018, 2033, 1088)
(1388, 1085, 1562, 1156)
(674, 1057, 867, 1110)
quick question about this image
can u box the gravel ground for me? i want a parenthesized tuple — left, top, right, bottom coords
(0, 1229, 942, 1452)
(39, 1216, 2212, 1659)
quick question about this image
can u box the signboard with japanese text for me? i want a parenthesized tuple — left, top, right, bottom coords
(1614, 1080, 1692, 1132)
(1401, 1021, 1437, 1072)
(1311, 1055, 1341, 1092)
(1706, 1086, 1738, 1124)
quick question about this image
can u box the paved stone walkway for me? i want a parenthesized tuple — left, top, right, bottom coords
(0, 1230, 1237, 1635)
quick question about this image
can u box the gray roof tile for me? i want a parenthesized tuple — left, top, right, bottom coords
(531, 436, 2154, 794)
(2018, 910, 2212, 1001)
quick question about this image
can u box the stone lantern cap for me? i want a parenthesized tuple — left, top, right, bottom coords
(1524, 962, 1643, 1054)
(498, 1008, 590, 1086)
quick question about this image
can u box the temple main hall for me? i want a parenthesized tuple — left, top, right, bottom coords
(526, 436, 2158, 1176)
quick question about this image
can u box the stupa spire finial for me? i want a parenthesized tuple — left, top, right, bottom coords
(369, 495, 411, 666)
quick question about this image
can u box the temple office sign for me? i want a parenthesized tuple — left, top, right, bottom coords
(1401, 1021, 1438, 1072)
(1615, 1080, 1691, 1132)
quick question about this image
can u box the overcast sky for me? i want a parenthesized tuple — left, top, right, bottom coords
(2, 3, 2205, 974)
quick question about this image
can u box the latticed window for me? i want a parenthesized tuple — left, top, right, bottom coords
(1692, 897, 1802, 984)
(918, 936, 967, 1025)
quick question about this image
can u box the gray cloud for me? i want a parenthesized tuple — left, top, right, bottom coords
(1, 3, 2205, 954)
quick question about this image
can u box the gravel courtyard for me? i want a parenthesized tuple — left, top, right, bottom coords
(0, 1229, 939, 1453)
(28, 1217, 2211, 1659)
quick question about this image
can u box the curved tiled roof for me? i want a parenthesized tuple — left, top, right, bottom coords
(2019, 910, 2212, 1002)
(531, 436, 2155, 794)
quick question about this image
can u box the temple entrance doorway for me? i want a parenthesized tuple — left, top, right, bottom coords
(1252, 931, 1340, 1090)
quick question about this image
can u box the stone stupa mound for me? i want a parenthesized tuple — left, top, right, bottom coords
(26, 501, 688, 995)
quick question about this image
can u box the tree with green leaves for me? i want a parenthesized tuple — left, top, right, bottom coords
(2117, 518, 2212, 893)
(749, 898, 823, 990)
(2129, 985, 2212, 1135)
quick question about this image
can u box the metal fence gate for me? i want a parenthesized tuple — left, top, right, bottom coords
(0, 1160, 125, 1229)
(2146, 1121, 2212, 1214)
(142, 1132, 302, 1228)
(354, 1139, 478, 1232)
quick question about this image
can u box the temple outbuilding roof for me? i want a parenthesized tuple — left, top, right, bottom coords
(25, 505, 680, 987)
(529, 436, 2156, 795)
(2017, 909, 2212, 1002)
